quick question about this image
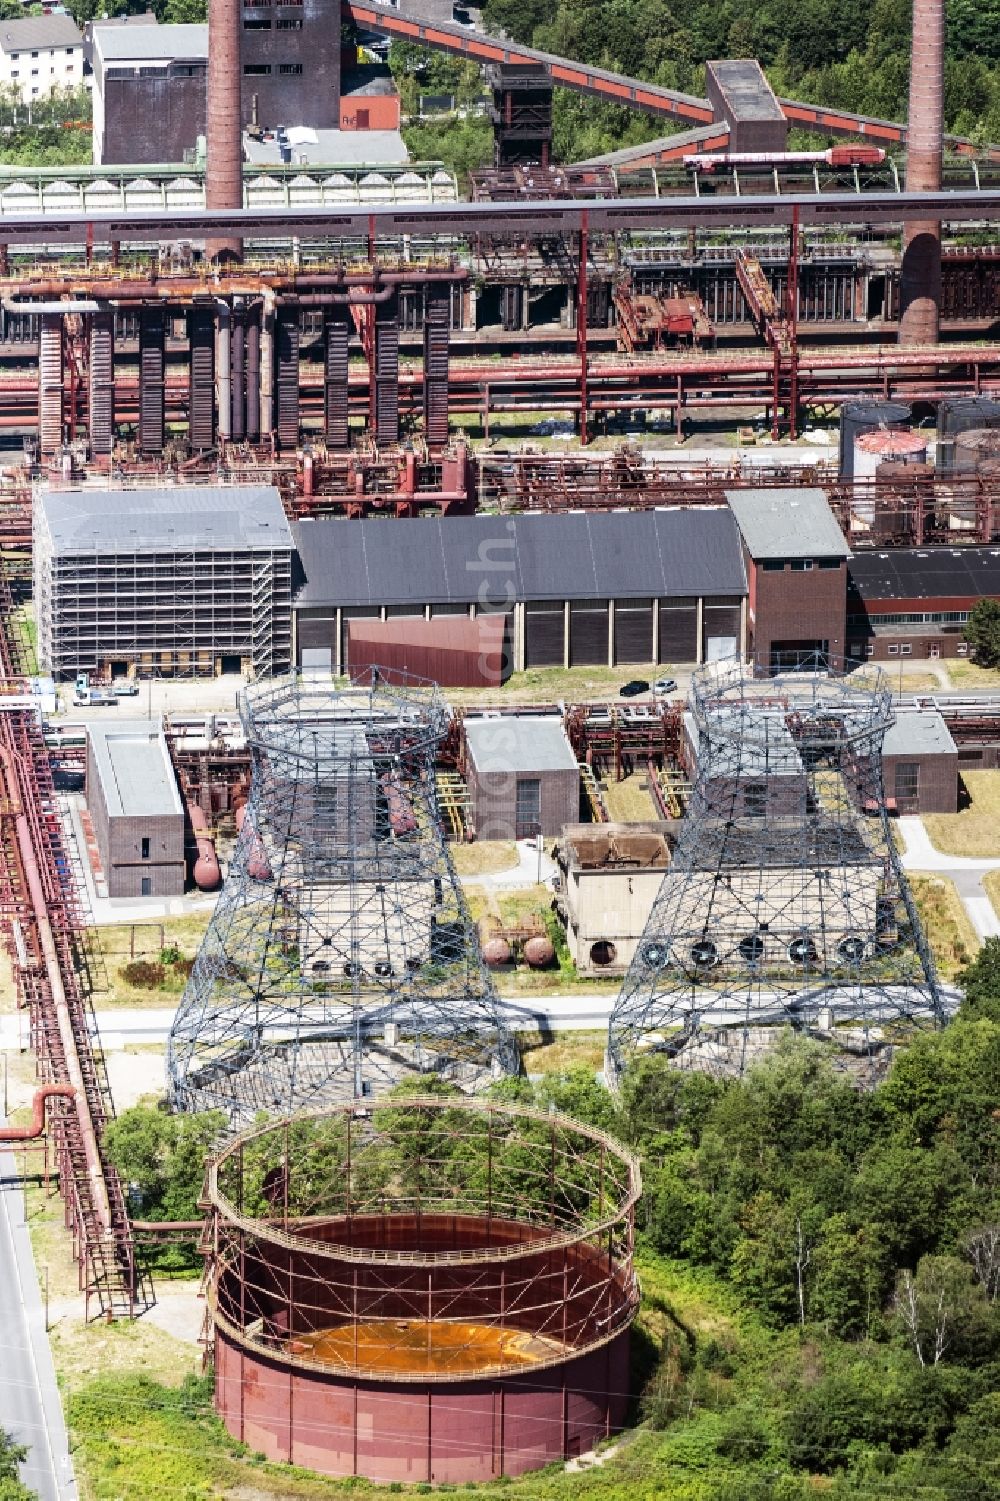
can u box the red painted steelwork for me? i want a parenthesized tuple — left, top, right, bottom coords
(0, 1084, 75, 1141)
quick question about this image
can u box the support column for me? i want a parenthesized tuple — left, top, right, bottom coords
(38, 312, 63, 457)
(245, 308, 260, 441)
(577, 210, 589, 445)
(324, 307, 350, 449)
(88, 309, 114, 460)
(189, 307, 215, 451)
(138, 306, 165, 456)
(374, 293, 400, 446)
(275, 304, 300, 451)
(422, 284, 450, 449)
(259, 292, 274, 440)
(215, 302, 232, 442)
(231, 297, 245, 442)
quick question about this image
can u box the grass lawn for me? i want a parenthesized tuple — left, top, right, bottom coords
(449, 663, 670, 707)
(450, 839, 519, 875)
(942, 660, 1000, 690)
(908, 873, 980, 978)
(923, 770, 1000, 858)
(519, 1028, 607, 1075)
(93, 914, 212, 1008)
(604, 769, 658, 823)
(982, 868, 1000, 923)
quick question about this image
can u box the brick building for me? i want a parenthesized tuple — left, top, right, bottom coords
(881, 710, 958, 815)
(86, 720, 185, 898)
(464, 716, 580, 840)
(847, 547, 1000, 663)
(727, 488, 850, 671)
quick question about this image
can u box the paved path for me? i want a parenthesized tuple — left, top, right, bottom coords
(897, 816, 1000, 941)
(0, 1138, 76, 1501)
(460, 839, 557, 891)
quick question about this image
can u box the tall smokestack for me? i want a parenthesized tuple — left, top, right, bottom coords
(206, 0, 242, 262)
(899, 0, 943, 345)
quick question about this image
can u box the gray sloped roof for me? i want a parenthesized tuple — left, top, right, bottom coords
(465, 716, 578, 775)
(292, 509, 747, 608)
(94, 22, 206, 61)
(88, 719, 182, 818)
(37, 485, 292, 554)
(725, 488, 850, 561)
(0, 14, 82, 52)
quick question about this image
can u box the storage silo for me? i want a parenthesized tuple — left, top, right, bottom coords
(937, 397, 1000, 473)
(839, 400, 910, 480)
(852, 430, 927, 529)
(953, 427, 1000, 473)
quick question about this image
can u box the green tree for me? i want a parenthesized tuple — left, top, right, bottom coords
(893, 1255, 995, 1366)
(964, 599, 1000, 667)
(959, 937, 1000, 1020)
(0, 1427, 35, 1501)
(103, 1105, 225, 1222)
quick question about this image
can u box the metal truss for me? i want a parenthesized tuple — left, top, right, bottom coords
(168, 674, 517, 1125)
(607, 658, 950, 1084)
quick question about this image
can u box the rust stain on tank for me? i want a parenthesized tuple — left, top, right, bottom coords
(291, 1319, 564, 1375)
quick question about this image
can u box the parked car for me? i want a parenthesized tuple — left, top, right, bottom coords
(619, 679, 650, 698)
(653, 676, 678, 697)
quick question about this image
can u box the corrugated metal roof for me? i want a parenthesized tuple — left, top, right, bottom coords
(87, 720, 182, 819)
(0, 13, 81, 52)
(37, 484, 293, 554)
(94, 22, 206, 62)
(292, 510, 747, 608)
(465, 716, 578, 775)
(849, 546, 1000, 601)
(726, 488, 850, 561)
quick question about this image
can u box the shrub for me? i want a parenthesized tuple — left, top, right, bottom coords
(119, 960, 165, 988)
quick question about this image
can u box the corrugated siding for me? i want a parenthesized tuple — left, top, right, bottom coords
(614, 600, 653, 664)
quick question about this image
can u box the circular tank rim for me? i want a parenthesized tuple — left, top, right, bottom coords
(207, 1275, 640, 1384)
(206, 1095, 642, 1267)
(240, 672, 451, 766)
(854, 429, 927, 454)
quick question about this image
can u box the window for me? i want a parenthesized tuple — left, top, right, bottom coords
(762, 560, 784, 572)
(957, 642, 969, 657)
(743, 782, 767, 817)
(10, 70, 16, 77)
(141, 837, 151, 859)
(244, 18, 272, 27)
(790, 560, 814, 572)
(887, 644, 899, 656)
(899, 644, 912, 656)
(818, 559, 841, 570)
(277, 16, 302, 26)
(30, 50, 37, 57)
(849, 642, 863, 658)
(865, 643, 875, 657)
(140, 877, 152, 897)
(243, 62, 271, 74)
(894, 762, 920, 803)
(65, 46, 74, 54)
(514, 778, 541, 837)
(278, 61, 303, 73)
(31, 68, 38, 76)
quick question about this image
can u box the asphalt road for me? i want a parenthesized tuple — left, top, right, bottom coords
(0, 1139, 75, 1501)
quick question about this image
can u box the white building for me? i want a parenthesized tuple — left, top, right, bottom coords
(0, 14, 83, 103)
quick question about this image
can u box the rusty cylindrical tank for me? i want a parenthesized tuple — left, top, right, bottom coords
(899, 0, 944, 345)
(187, 801, 221, 891)
(206, 0, 243, 261)
(523, 934, 556, 968)
(204, 1097, 641, 1485)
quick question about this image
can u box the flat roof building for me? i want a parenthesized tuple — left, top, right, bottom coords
(35, 484, 293, 681)
(705, 59, 788, 152)
(847, 545, 1000, 663)
(464, 716, 580, 840)
(882, 709, 958, 814)
(85, 719, 185, 898)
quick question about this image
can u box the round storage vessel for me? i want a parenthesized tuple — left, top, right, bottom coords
(839, 400, 910, 479)
(852, 430, 927, 528)
(937, 397, 1000, 473)
(953, 427, 1000, 473)
(205, 1097, 640, 1486)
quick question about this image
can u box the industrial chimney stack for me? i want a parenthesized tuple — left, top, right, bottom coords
(206, 0, 243, 261)
(899, 0, 944, 345)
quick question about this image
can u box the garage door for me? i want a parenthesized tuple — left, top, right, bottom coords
(525, 603, 564, 667)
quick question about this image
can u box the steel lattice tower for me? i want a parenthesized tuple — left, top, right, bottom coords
(607, 660, 950, 1084)
(168, 675, 517, 1123)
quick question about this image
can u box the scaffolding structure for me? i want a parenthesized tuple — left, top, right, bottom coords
(607, 659, 949, 1083)
(168, 675, 517, 1124)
